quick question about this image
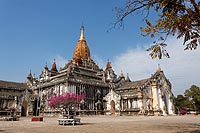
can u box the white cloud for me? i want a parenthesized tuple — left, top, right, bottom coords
(53, 55, 68, 69)
(52, 39, 200, 96)
(92, 55, 106, 70)
(111, 37, 200, 96)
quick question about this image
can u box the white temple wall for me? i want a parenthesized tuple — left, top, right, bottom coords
(158, 89, 167, 115)
(167, 93, 174, 114)
(169, 101, 174, 114)
(165, 93, 170, 114)
(104, 90, 121, 112)
(152, 84, 159, 110)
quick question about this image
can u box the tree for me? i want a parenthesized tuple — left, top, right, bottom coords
(48, 92, 85, 115)
(174, 94, 191, 113)
(184, 85, 200, 112)
(114, 0, 200, 59)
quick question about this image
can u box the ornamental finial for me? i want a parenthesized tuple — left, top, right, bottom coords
(79, 25, 85, 40)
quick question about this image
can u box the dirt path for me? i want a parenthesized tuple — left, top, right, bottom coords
(0, 115, 200, 133)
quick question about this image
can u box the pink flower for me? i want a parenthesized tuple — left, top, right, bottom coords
(48, 92, 85, 109)
(179, 110, 187, 115)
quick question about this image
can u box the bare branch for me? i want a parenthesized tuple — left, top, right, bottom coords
(112, 0, 200, 59)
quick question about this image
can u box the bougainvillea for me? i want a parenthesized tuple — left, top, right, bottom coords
(179, 110, 187, 115)
(48, 92, 85, 110)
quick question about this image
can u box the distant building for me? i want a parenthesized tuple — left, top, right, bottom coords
(0, 80, 30, 116)
(0, 26, 175, 116)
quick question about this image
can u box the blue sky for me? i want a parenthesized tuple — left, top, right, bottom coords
(0, 0, 199, 96)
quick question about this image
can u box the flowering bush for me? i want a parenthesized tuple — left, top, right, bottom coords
(48, 92, 85, 112)
(179, 110, 187, 115)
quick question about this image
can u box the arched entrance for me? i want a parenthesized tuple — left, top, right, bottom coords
(110, 100, 115, 114)
(21, 101, 28, 116)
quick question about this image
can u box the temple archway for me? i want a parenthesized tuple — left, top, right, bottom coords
(110, 100, 115, 114)
(21, 100, 28, 116)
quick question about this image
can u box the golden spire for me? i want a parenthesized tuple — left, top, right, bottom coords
(106, 59, 112, 70)
(79, 25, 85, 40)
(51, 59, 58, 72)
(73, 25, 90, 60)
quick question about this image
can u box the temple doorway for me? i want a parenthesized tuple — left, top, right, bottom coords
(110, 100, 115, 114)
(21, 101, 28, 116)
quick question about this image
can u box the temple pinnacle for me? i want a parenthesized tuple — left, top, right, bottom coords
(79, 25, 85, 40)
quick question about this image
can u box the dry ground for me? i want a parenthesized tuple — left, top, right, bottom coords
(0, 115, 200, 133)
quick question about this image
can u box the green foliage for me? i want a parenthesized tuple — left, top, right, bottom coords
(174, 85, 200, 113)
(114, 0, 200, 59)
(184, 85, 200, 112)
(174, 94, 191, 112)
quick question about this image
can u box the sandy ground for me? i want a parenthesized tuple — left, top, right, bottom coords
(0, 115, 200, 133)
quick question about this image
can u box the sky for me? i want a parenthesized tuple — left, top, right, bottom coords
(0, 0, 199, 96)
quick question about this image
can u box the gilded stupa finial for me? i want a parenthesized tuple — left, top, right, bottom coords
(79, 25, 85, 40)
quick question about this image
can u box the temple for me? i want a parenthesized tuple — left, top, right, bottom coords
(0, 80, 29, 116)
(0, 26, 175, 116)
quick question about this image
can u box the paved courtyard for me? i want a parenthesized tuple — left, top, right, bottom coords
(0, 115, 200, 133)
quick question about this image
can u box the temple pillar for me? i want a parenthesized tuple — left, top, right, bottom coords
(158, 90, 167, 115)
(128, 99, 131, 109)
(66, 84, 69, 92)
(168, 94, 174, 114)
(138, 99, 143, 109)
(151, 81, 159, 110)
(69, 84, 72, 93)
(137, 87, 143, 109)
(133, 99, 138, 108)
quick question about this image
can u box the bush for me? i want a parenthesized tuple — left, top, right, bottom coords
(179, 110, 187, 115)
